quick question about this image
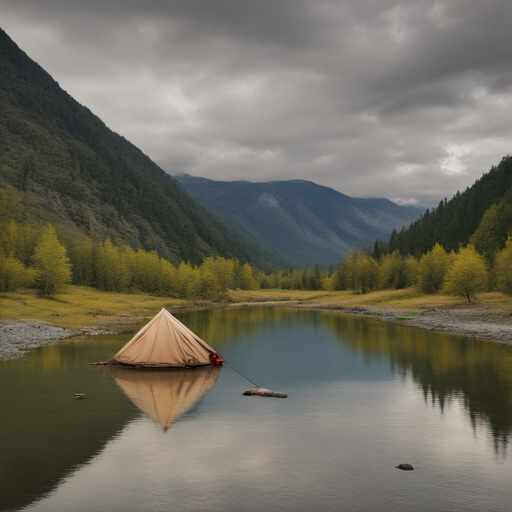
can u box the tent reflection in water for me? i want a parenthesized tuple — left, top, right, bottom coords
(109, 366, 220, 431)
(106, 308, 223, 368)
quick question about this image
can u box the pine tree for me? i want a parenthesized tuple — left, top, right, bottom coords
(32, 225, 72, 296)
(471, 201, 512, 262)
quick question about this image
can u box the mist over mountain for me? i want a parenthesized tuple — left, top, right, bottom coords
(174, 174, 425, 267)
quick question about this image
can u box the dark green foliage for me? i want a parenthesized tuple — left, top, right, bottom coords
(379, 156, 512, 257)
(471, 200, 512, 261)
(0, 28, 271, 267)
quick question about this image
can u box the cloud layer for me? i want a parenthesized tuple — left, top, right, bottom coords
(2, 0, 512, 205)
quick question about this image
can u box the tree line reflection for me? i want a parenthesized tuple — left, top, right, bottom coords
(181, 307, 512, 451)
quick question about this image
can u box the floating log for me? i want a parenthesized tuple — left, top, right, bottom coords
(243, 387, 288, 398)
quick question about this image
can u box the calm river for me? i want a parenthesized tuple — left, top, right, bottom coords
(1, 308, 512, 511)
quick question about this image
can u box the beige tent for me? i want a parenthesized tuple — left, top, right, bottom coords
(107, 308, 218, 368)
(109, 365, 220, 431)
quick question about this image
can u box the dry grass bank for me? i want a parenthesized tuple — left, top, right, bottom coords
(2, 286, 511, 335)
(0, 286, 190, 333)
(230, 288, 464, 310)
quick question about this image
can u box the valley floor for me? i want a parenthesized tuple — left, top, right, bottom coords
(1, 286, 512, 360)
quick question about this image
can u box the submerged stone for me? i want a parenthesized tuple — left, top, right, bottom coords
(396, 463, 414, 470)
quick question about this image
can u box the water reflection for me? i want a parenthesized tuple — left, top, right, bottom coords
(109, 366, 221, 431)
(0, 335, 138, 512)
(320, 313, 512, 451)
(178, 308, 512, 451)
(3, 308, 512, 512)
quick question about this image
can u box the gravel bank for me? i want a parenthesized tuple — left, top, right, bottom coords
(348, 305, 512, 345)
(406, 307, 512, 344)
(0, 320, 74, 360)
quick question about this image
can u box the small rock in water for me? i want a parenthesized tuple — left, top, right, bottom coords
(243, 387, 288, 398)
(74, 393, 86, 399)
(396, 463, 414, 471)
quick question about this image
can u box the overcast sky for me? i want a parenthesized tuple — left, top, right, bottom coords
(2, 1, 512, 206)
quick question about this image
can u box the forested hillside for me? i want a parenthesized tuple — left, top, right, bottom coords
(0, 27, 275, 267)
(381, 156, 512, 258)
(323, 155, 512, 302)
(175, 174, 425, 267)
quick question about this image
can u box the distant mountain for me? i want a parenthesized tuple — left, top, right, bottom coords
(0, 27, 278, 267)
(174, 174, 425, 267)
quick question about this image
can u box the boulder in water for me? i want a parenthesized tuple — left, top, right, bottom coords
(396, 463, 414, 470)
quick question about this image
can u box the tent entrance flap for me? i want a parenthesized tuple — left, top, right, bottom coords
(106, 308, 217, 368)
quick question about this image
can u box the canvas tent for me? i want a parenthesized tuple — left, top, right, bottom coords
(107, 308, 218, 368)
(109, 365, 220, 431)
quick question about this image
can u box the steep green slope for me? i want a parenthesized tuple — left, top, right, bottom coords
(387, 156, 512, 256)
(174, 174, 425, 267)
(0, 27, 276, 267)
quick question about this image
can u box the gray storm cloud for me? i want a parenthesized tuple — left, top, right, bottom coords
(2, 0, 512, 206)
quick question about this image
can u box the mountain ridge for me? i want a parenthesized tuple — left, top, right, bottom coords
(174, 174, 425, 267)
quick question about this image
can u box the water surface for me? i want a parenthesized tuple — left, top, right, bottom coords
(1, 308, 512, 511)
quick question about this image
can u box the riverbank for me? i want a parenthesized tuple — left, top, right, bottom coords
(1, 286, 511, 360)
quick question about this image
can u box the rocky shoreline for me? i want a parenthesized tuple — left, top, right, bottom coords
(345, 305, 512, 345)
(1, 303, 511, 361)
(0, 320, 75, 360)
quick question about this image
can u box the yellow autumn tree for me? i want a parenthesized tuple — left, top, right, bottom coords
(494, 237, 512, 295)
(131, 249, 161, 293)
(416, 243, 451, 294)
(0, 254, 37, 292)
(32, 225, 72, 296)
(443, 245, 488, 302)
(355, 253, 379, 294)
(67, 237, 95, 286)
(95, 239, 125, 291)
(176, 261, 201, 298)
(403, 255, 419, 288)
(239, 263, 259, 290)
(199, 257, 225, 300)
(378, 250, 407, 289)
(159, 259, 178, 296)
